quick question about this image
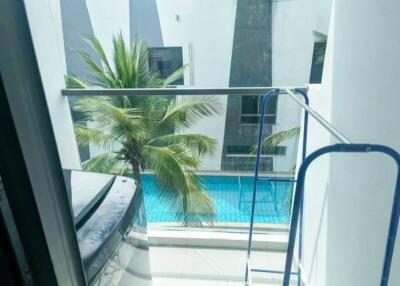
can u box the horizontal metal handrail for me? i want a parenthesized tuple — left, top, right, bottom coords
(62, 86, 351, 146)
(285, 89, 352, 144)
(61, 86, 307, 96)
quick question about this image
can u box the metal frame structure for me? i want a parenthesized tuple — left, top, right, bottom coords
(283, 90, 399, 286)
(0, 0, 87, 284)
(62, 86, 400, 286)
(244, 89, 309, 286)
(61, 86, 308, 97)
(282, 144, 400, 286)
(245, 88, 400, 286)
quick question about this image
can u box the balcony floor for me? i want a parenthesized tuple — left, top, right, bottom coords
(150, 244, 297, 285)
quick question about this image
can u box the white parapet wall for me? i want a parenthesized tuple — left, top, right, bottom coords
(24, 0, 81, 169)
(301, 1, 400, 285)
(324, 1, 400, 285)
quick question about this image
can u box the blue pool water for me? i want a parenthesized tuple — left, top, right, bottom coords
(142, 175, 294, 224)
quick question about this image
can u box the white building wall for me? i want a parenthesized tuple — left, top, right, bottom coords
(156, 0, 237, 170)
(302, 1, 400, 285)
(24, 0, 81, 169)
(86, 0, 130, 58)
(79, 0, 314, 172)
(294, 1, 334, 285)
(325, 1, 400, 285)
(271, 0, 318, 172)
(82, 0, 131, 159)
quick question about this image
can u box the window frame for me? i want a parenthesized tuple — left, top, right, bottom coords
(239, 95, 278, 125)
(0, 0, 87, 284)
(309, 41, 327, 84)
(148, 46, 184, 85)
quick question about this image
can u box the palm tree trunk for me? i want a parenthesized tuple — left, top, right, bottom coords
(131, 161, 141, 187)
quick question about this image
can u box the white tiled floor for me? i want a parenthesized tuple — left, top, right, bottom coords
(149, 246, 297, 285)
(153, 277, 276, 286)
(92, 230, 295, 286)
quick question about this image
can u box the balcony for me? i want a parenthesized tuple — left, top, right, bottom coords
(2, 0, 397, 285)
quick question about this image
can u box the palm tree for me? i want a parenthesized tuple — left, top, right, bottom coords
(67, 33, 220, 226)
(261, 127, 300, 151)
(252, 127, 301, 173)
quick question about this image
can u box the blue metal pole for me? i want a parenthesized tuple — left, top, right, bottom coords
(379, 146, 400, 286)
(282, 144, 400, 286)
(245, 89, 310, 283)
(295, 89, 310, 286)
(245, 89, 280, 282)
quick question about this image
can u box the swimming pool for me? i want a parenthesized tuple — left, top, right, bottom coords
(142, 174, 294, 224)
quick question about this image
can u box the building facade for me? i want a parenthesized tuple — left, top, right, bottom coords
(61, 0, 321, 173)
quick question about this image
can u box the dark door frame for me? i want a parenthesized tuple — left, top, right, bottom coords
(0, 0, 86, 285)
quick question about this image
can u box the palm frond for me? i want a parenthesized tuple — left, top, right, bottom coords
(67, 32, 215, 226)
(65, 75, 89, 88)
(160, 65, 187, 87)
(129, 38, 164, 88)
(83, 37, 117, 84)
(112, 33, 130, 87)
(113, 162, 130, 176)
(143, 145, 215, 226)
(166, 187, 215, 227)
(251, 127, 301, 154)
(68, 33, 185, 90)
(73, 97, 145, 142)
(82, 153, 120, 174)
(77, 49, 115, 87)
(148, 133, 217, 156)
(74, 124, 114, 150)
(155, 96, 221, 133)
(263, 127, 300, 147)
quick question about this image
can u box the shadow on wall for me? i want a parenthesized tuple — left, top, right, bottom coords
(60, 0, 101, 161)
(129, 0, 163, 46)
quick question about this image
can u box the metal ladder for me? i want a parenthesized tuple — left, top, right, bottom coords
(245, 89, 309, 285)
(282, 143, 400, 286)
(245, 88, 400, 286)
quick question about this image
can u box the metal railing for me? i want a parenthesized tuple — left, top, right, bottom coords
(62, 86, 400, 286)
(61, 86, 308, 96)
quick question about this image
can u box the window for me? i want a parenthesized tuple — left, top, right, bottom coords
(226, 145, 286, 156)
(309, 41, 327, 84)
(240, 95, 278, 124)
(149, 47, 184, 85)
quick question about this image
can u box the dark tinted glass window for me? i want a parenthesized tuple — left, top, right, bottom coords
(240, 94, 278, 124)
(149, 47, 184, 85)
(309, 42, 327, 84)
(241, 95, 259, 114)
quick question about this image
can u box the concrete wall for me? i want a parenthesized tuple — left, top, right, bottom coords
(301, 0, 400, 285)
(155, 0, 237, 170)
(222, 0, 273, 172)
(61, 0, 130, 81)
(24, 0, 81, 169)
(325, 1, 400, 285)
(282, 1, 333, 285)
(271, 0, 318, 172)
(86, 0, 130, 58)
(61, 0, 131, 161)
(61, 0, 310, 172)
(60, 0, 98, 79)
(131, 0, 163, 46)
